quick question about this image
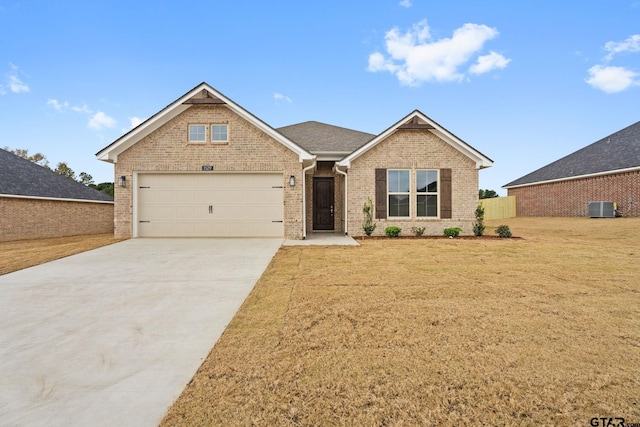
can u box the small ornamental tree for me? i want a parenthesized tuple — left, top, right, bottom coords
(362, 197, 377, 236)
(473, 204, 485, 236)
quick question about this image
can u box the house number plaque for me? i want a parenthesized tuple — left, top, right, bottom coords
(201, 165, 214, 171)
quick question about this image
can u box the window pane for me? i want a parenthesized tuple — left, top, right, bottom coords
(388, 170, 409, 192)
(389, 194, 409, 217)
(417, 195, 438, 217)
(212, 125, 228, 141)
(189, 125, 205, 142)
(427, 170, 438, 193)
(417, 170, 426, 193)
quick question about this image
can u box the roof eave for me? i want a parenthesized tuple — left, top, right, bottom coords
(503, 165, 640, 189)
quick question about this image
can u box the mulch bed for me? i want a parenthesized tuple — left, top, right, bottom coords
(354, 235, 523, 240)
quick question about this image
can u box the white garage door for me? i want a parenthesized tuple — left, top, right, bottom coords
(137, 173, 284, 237)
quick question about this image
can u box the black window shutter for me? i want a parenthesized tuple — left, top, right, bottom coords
(440, 168, 452, 219)
(375, 169, 387, 219)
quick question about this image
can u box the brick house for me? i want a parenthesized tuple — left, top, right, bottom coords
(0, 148, 114, 242)
(503, 120, 640, 217)
(96, 82, 493, 239)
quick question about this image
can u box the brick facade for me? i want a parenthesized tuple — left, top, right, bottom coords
(346, 129, 479, 236)
(508, 170, 640, 217)
(114, 105, 304, 239)
(0, 197, 114, 242)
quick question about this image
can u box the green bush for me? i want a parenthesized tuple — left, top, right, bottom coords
(411, 226, 425, 236)
(385, 226, 402, 237)
(444, 227, 461, 237)
(495, 224, 512, 238)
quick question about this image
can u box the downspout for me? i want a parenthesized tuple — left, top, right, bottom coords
(301, 160, 316, 239)
(334, 165, 348, 235)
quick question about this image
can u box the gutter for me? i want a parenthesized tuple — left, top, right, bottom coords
(503, 165, 640, 189)
(301, 160, 317, 239)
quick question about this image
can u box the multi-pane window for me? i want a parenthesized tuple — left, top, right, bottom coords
(416, 170, 438, 217)
(188, 124, 206, 142)
(388, 170, 410, 217)
(212, 124, 228, 142)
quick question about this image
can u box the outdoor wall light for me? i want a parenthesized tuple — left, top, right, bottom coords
(118, 176, 127, 187)
(289, 175, 295, 186)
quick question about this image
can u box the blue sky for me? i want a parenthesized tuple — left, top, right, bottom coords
(1, 0, 639, 194)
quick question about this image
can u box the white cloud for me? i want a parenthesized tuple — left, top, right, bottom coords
(71, 104, 93, 114)
(2, 63, 29, 94)
(604, 34, 640, 61)
(88, 111, 117, 130)
(47, 99, 69, 111)
(274, 92, 292, 104)
(469, 51, 511, 74)
(368, 20, 509, 85)
(129, 116, 145, 129)
(399, 0, 412, 7)
(585, 65, 640, 93)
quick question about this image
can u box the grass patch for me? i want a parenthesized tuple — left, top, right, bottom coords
(0, 233, 123, 275)
(161, 217, 640, 425)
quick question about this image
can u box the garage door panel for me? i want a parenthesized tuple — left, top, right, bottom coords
(137, 173, 284, 238)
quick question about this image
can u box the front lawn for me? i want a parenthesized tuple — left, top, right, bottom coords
(162, 217, 640, 425)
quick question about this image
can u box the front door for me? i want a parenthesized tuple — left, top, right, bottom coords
(313, 177, 334, 230)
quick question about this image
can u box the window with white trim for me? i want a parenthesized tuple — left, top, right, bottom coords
(416, 169, 438, 217)
(188, 124, 206, 142)
(388, 169, 410, 217)
(211, 124, 228, 142)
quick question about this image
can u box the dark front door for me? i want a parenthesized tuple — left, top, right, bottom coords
(313, 177, 334, 230)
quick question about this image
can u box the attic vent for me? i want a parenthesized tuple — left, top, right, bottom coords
(588, 201, 616, 218)
(183, 90, 226, 105)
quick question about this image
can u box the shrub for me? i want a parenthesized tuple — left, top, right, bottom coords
(411, 226, 425, 237)
(495, 224, 512, 238)
(444, 227, 461, 238)
(362, 197, 377, 236)
(473, 204, 485, 236)
(385, 226, 402, 237)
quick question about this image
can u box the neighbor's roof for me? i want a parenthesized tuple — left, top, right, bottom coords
(277, 121, 375, 153)
(0, 148, 114, 203)
(337, 110, 493, 169)
(96, 82, 314, 164)
(504, 120, 640, 188)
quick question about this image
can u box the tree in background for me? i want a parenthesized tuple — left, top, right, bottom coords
(479, 189, 500, 199)
(3, 147, 113, 196)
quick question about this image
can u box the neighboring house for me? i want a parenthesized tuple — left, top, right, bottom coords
(503, 120, 640, 217)
(96, 82, 493, 239)
(0, 148, 114, 242)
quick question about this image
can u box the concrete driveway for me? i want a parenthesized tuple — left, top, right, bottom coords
(0, 238, 282, 427)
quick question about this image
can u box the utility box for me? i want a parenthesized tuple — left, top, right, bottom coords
(588, 201, 616, 218)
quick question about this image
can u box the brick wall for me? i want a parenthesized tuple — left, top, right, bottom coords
(508, 170, 640, 217)
(0, 197, 114, 242)
(115, 105, 304, 239)
(347, 129, 480, 236)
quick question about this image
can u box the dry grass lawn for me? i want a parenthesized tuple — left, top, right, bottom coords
(162, 218, 640, 426)
(0, 233, 123, 275)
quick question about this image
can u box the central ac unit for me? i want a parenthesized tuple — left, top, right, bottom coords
(588, 201, 616, 218)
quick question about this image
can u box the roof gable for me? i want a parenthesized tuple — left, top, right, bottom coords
(96, 82, 314, 164)
(0, 149, 114, 202)
(504, 120, 640, 188)
(337, 110, 493, 169)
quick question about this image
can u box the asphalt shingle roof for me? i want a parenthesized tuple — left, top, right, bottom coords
(504, 120, 640, 187)
(277, 121, 375, 153)
(0, 148, 114, 202)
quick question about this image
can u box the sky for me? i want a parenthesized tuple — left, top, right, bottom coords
(1, 0, 639, 194)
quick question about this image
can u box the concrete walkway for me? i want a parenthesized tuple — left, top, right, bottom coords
(0, 238, 282, 427)
(283, 232, 359, 246)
